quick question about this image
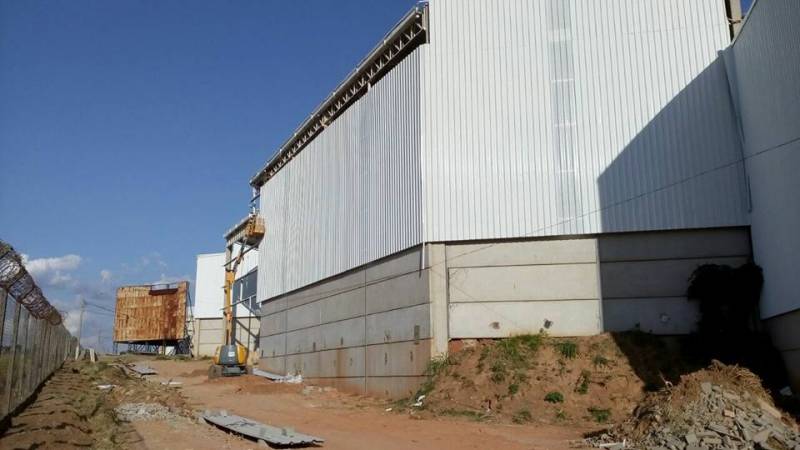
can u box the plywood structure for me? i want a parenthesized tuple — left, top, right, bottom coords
(113, 282, 188, 343)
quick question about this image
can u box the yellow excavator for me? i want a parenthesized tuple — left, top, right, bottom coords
(208, 214, 265, 378)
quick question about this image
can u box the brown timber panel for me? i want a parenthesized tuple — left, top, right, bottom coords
(113, 282, 188, 342)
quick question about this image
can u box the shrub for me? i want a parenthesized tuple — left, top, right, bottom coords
(544, 391, 564, 403)
(588, 407, 611, 423)
(555, 341, 578, 359)
(512, 408, 532, 424)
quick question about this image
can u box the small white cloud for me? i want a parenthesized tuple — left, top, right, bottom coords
(100, 269, 112, 282)
(22, 254, 82, 278)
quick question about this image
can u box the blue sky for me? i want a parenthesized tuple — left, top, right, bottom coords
(0, 0, 416, 348)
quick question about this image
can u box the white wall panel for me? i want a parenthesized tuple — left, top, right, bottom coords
(422, 0, 749, 241)
(725, 0, 800, 318)
(258, 50, 423, 301)
(193, 253, 225, 318)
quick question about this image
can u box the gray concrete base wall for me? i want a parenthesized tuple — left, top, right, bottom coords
(599, 227, 751, 334)
(259, 246, 431, 399)
(190, 317, 260, 358)
(445, 238, 603, 337)
(765, 309, 800, 394)
(258, 227, 751, 398)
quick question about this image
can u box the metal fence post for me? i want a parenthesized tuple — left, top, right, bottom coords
(0, 289, 7, 343)
(1, 301, 20, 417)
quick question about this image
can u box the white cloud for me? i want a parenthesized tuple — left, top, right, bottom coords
(100, 269, 112, 282)
(22, 254, 82, 278)
(151, 273, 192, 285)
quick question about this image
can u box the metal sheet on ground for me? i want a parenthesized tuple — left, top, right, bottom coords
(203, 410, 324, 446)
(129, 364, 157, 375)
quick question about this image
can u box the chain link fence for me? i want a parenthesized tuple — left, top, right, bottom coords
(0, 241, 79, 421)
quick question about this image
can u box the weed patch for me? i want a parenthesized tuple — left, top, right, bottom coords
(544, 391, 564, 403)
(555, 341, 578, 359)
(588, 407, 611, 423)
(512, 408, 532, 424)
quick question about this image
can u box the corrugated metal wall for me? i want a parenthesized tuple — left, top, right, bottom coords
(421, 0, 749, 241)
(724, 0, 800, 319)
(258, 50, 423, 301)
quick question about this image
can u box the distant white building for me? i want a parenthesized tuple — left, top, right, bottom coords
(190, 247, 259, 357)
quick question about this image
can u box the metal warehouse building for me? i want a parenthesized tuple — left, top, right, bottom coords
(251, 0, 800, 397)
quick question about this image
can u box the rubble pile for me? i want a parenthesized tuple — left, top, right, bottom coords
(592, 364, 798, 450)
(115, 402, 183, 422)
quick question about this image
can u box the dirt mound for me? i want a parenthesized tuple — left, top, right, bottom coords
(407, 333, 662, 426)
(596, 361, 799, 450)
(0, 360, 193, 449)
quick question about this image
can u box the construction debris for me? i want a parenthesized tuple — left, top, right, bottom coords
(203, 410, 324, 446)
(589, 363, 798, 450)
(115, 402, 183, 422)
(129, 364, 158, 376)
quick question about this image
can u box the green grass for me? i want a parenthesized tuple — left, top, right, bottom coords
(512, 408, 532, 424)
(508, 383, 520, 396)
(554, 341, 578, 359)
(588, 407, 611, 423)
(414, 354, 455, 399)
(575, 370, 590, 394)
(544, 391, 564, 403)
(479, 334, 543, 384)
(592, 355, 611, 367)
(440, 408, 487, 421)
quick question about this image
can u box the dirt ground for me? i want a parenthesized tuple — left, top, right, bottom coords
(135, 358, 588, 450)
(0, 357, 589, 450)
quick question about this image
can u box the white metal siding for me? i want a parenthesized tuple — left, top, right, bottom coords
(421, 0, 749, 241)
(193, 253, 225, 318)
(725, 0, 800, 318)
(258, 50, 423, 301)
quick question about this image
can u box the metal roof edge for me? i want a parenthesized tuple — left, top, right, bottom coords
(249, 2, 429, 189)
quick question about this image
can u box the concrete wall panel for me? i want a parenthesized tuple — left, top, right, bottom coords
(260, 297, 287, 316)
(366, 247, 423, 283)
(320, 289, 365, 323)
(366, 340, 431, 377)
(366, 304, 430, 345)
(601, 256, 748, 299)
(449, 300, 602, 338)
(447, 239, 597, 267)
(365, 376, 427, 399)
(260, 312, 286, 337)
(598, 228, 751, 262)
(366, 271, 429, 314)
(260, 334, 286, 358)
(603, 297, 699, 334)
(306, 377, 366, 394)
(285, 271, 367, 310)
(285, 327, 322, 355)
(286, 301, 321, 331)
(317, 347, 366, 378)
(318, 317, 366, 350)
(286, 352, 321, 377)
(259, 356, 286, 374)
(449, 264, 599, 302)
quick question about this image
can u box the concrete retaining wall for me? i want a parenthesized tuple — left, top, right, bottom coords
(258, 227, 751, 397)
(765, 310, 800, 393)
(259, 246, 431, 399)
(446, 238, 603, 338)
(599, 227, 751, 334)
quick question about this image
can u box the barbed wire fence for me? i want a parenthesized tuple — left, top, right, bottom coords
(0, 240, 79, 422)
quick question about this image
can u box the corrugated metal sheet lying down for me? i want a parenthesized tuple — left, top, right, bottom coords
(203, 410, 324, 446)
